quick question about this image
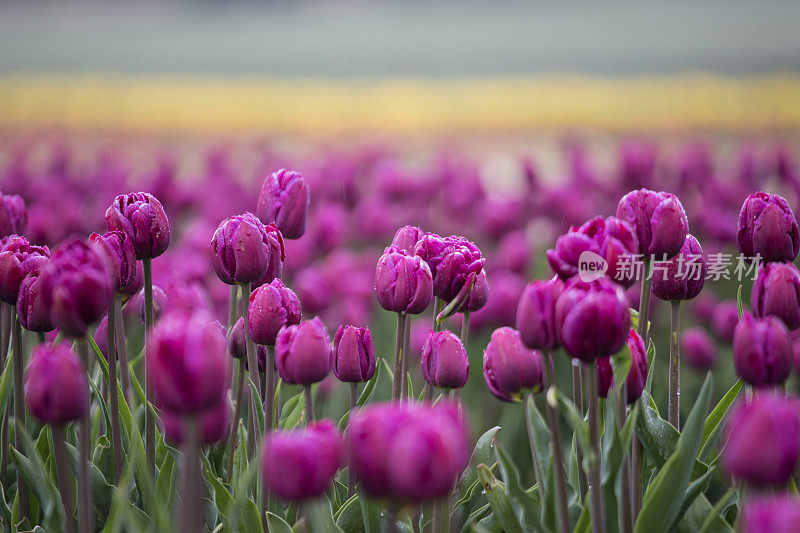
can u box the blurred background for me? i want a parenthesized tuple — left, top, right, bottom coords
(2, 0, 800, 488)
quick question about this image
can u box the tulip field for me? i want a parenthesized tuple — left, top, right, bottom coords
(2, 135, 800, 533)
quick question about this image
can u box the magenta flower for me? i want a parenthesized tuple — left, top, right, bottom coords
(739, 496, 800, 533)
(751, 262, 800, 330)
(390, 225, 425, 254)
(275, 317, 332, 385)
(650, 234, 706, 301)
(160, 394, 231, 446)
(738, 191, 800, 263)
(483, 327, 544, 402)
(212, 213, 278, 285)
(680, 327, 716, 371)
(421, 330, 469, 390)
(0, 193, 27, 238)
(89, 230, 136, 293)
(516, 277, 565, 351)
(17, 269, 54, 333)
(733, 313, 792, 388)
(247, 278, 301, 346)
(596, 329, 648, 403)
(374, 249, 433, 314)
(105, 192, 170, 260)
(333, 325, 376, 383)
(0, 235, 50, 304)
(413, 234, 485, 302)
(256, 169, 310, 240)
(616, 188, 689, 259)
(25, 343, 88, 424)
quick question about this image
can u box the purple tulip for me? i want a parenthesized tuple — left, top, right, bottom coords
(546, 216, 639, 288)
(722, 394, 799, 486)
(374, 249, 433, 314)
(516, 277, 565, 351)
(89, 231, 136, 293)
(493, 231, 531, 276)
(555, 278, 631, 362)
(251, 223, 285, 288)
(160, 394, 231, 446)
(0, 235, 50, 304)
(333, 325, 376, 383)
(275, 317, 332, 385)
(347, 402, 469, 501)
(162, 280, 211, 315)
(105, 192, 170, 260)
(294, 267, 331, 315)
(119, 262, 144, 296)
(247, 278, 301, 346)
(733, 313, 792, 387)
(17, 269, 54, 333)
(616, 188, 689, 259)
(680, 327, 716, 370)
(137, 285, 167, 325)
(712, 301, 740, 342)
(39, 237, 112, 338)
(390, 225, 425, 253)
(482, 327, 544, 402)
(228, 317, 247, 360)
(738, 191, 800, 263)
(421, 330, 469, 390)
(464, 269, 489, 312)
(739, 496, 800, 533)
(147, 311, 229, 413)
(413, 234, 485, 302)
(262, 419, 343, 501)
(256, 169, 310, 240)
(212, 213, 277, 285)
(25, 343, 88, 424)
(0, 193, 27, 238)
(470, 271, 525, 330)
(596, 329, 648, 403)
(651, 234, 707, 301)
(752, 262, 800, 330)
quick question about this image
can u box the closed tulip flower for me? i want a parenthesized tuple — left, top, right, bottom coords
(464, 269, 489, 312)
(712, 301, 740, 342)
(651, 234, 707, 301)
(733, 313, 792, 387)
(25, 344, 88, 424)
(616, 188, 689, 259)
(148, 311, 229, 413)
(374, 249, 433, 314)
(160, 394, 231, 446)
(17, 269, 54, 332)
(421, 330, 469, 390)
(680, 327, 716, 370)
(247, 278, 301, 346)
(262, 419, 343, 501)
(555, 278, 631, 362)
(212, 213, 276, 285)
(120, 262, 144, 297)
(333, 325, 376, 383)
(739, 496, 800, 533)
(0, 193, 27, 238)
(596, 329, 648, 403)
(516, 277, 565, 351)
(413, 234, 485, 302)
(546, 216, 639, 288)
(40, 237, 112, 338)
(228, 317, 247, 360)
(737, 191, 800, 263)
(483, 327, 544, 402)
(105, 192, 170, 260)
(722, 395, 799, 485)
(89, 231, 136, 293)
(390, 225, 425, 253)
(0, 235, 49, 304)
(275, 317, 332, 385)
(137, 285, 166, 325)
(251, 223, 285, 288)
(256, 168, 310, 239)
(751, 262, 800, 330)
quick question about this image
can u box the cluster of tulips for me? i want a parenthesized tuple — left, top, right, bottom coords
(2, 137, 800, 533)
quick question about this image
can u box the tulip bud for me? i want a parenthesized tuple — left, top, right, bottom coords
(24, 343, 88, 424)
(516, 277, 565, 351)
(0, 193, 27, 238)
(120, 262, 144, 297)
(105, 192, 170, 260)
(374, 249, 433, 314)
(546, 216, 639, 288)
(160, 394, 231, 446)
(0, 235, 49, 304)
(89, 230, 136, 293)
(752, 262, 800, 330)
(333, 325, 376, 383)
(17, 269, 54, 333)
(555, 278, 630, 362)
(162, 280, 211, 315)
(651, 234, 706, 301)
(712, 301, 739, 342)
(228, 317, 246, 360)
(137, 285, 167, 325)
(722, 395, 799, 485)
(464, 269, 489, 312)
(482, 327, 544, 402)
(262, 419, 343, 501)
(212, 213, 276, 285)
(252, 223, 285, 288)
(680, 327, 716, 371)
(738, 191, 800, 263)
(733, 313, 792, 387)
(421, 330, 468, 390)
(256, 169, 310, 240)
(275, 317, 332, 385)
(39, 237, 112, 338)
(390, 225, 425, 253)
(616, 188, 689, 259)
(413, 234, 485, 302)
(596, 329, 648, 403)
(148, 311, 229, 413)
(248, 278, 301, 346)
(740, 496, 800, 533)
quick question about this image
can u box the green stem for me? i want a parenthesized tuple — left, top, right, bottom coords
(114, 296, 131, 402)
(52, 424, 76, 533)
(107, 298, 123, 484)
(392, 312, 406, 402)
(143, 257, 156, 477)
(632, 261, 652, 520)
(77, 338, 93, 533)
(669, 300, 681, 429)
(400, 314, 411, 401)
(12, 311, 30, 522)
(347, 383, 358, 497)
(542, 356, 570, 533)
(0, 303, 11, 485)
(584, 362, 606, 533)
(180, 416, 202, 533)
(240, 282, 262, 458)
(523, 393, 546, 504)
(304, 385, 314, 424)
(227, 358, 246, 484)
(571, 359, 587, 501)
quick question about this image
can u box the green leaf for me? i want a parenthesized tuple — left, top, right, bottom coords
(156, 452, 177, 512)
(494, 442, 541, 531)
(736, 285, 743, 320)
(339, 363, 386, 430)
(697, 489, 737, 533)
(333, 495, 363, 532)
(610, 345, 631, 395)
(635, 374, 713, 533)
(9, 426, 64, 530)
(242, 499, 263, 533)
(699, 380, 743, 461)
(644, 338, 656, 395)
(87, 333, 110, 381)
(248, 379, 265, 435)
(307, 498, 345, 533)
(279, 391, 305, 430)
(357, 484, 382, 533)
(547, 386, 593, 465)
(459, 426, 501, 492)
(0, 353, 13, 422)
(266, 512, 294, 533)
(477, 465, 523, 533)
